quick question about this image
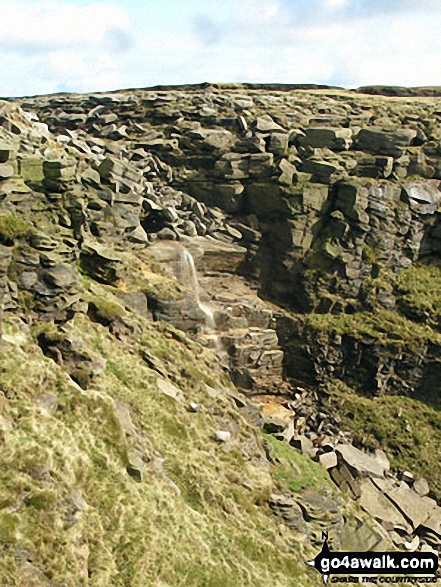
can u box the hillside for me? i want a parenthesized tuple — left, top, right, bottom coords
(0, 84, 440, 584)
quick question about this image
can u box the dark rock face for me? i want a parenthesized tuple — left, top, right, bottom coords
(9, 87, 441, 309)
(276, 313, 441, 402)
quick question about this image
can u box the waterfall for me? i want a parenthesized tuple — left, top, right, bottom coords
(150, 242, 222, 352)
(178, 248, 221, 351)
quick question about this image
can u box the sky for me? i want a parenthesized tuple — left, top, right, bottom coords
(1, 0, 441, 97)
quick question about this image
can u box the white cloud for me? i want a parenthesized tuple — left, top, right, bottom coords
(0, 0, 131, 52)
(0, 0, 133, 95)
(292, 11, 441, 88)
(323, 0, 349, 9)
(188, 1, 441, 89)
(1, 0, 441, 96)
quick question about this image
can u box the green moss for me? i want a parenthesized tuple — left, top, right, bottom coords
(87, 295, 126, 323)
(396, 258, 441, 326)
(263, 433, 333, 494)
(362, 244, 377, 263)
(0, 212, 33, 244)
(298, 307, 441, 347)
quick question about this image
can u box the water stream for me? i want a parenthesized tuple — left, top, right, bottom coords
(150, 242, 222, 352)
(178, 248, 221, 351)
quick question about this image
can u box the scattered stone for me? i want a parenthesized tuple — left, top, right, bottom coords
(413, 477, 430, 496)
(403, 536, 420, 551)
(214, 430, 231, 443)
(187, 402, 202, 413)
(0, 163, 14, 179)
(401, 471, 414, 484)
(290, 434, 316, 458)
(317, 451, 338, 470)
(157, 227, 177, 240)
(157, 378, 185, 402)
(335, 443, 387, 479)
(262, 403, 293, 434)
(126, 448, 146, 482)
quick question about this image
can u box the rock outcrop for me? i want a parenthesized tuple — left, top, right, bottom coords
(1, 84, 441, 584)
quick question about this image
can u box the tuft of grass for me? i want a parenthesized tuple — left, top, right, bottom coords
(362, 244, 378, 263)
(0, 211, 33, 244)
(396, 257, 441, 326)
(298, 307, 441, 347)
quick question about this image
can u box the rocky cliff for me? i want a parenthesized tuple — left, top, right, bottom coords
(0, 84, 440, 584)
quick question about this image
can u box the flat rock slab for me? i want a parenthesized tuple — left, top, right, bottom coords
(339, 516, 389, 553)
(421, 508, 441, 539)
(157, 378, 185, 402)
(261, 402, 292, 428)
(358, 478, 411, 533)
(382, 481, 439, 530)
(318, 451, 338, 470)
(335, 443, 387, 479)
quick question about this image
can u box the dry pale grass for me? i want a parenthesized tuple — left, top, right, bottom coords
(0, 306, 319, 586)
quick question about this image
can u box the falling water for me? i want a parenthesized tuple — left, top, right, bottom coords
(150, 242, 222, 352)
(178, 248, 222, 351)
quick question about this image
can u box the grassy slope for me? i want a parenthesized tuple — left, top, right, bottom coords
(326, 380, 441, 498)
(0, 290, 323, 586)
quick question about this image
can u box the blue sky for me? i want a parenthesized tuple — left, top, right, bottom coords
(1, 0, 441, 97)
